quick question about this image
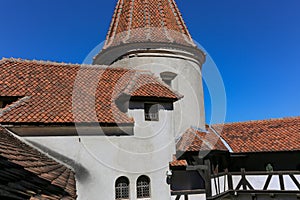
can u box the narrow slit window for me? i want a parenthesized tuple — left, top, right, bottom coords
(144, 103, 159, 121)
(0, 96, 22, 109)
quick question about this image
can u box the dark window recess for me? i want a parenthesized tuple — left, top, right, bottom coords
(145, 103, 159, 121)
(115, 176, 130, 200)
(137, 175, 151, 198)
(171, 170, 205, 191)
(0, 96, 22, 109)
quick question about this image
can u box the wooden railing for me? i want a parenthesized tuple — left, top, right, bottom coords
(209, 169, 300, 199)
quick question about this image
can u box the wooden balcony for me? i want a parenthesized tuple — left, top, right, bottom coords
(208, 169, 300, 199)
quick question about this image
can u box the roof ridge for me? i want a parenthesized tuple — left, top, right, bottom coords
(177, 127, 228, 152)
(0, 96, 31, 117)
(0, 57, 142, 72)
(122, 0, 135, 43)
(120, 70, 156, 95)
(209, 125, 233, 153)
(1, 57, 83, 66)
(152, 75, 183, 99)
(0, 57, 167, 74)
(104, 0, 125, 48)
(158, 0, 174, 43)
(0, 57, 113, 70)
(168, 0, 193, 40)
(189, 130, 215, 150)
(213, 116, 300, 126)
(138, 71, 183, 99)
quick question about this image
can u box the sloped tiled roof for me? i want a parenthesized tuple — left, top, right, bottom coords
(170, 155, 187, 167)
(0, 126, 76, 199)
(103, 0, 195, 49)
(0, 58, 181, 125)
(212, 117, 300, 153)
(176, 127, 228, 152)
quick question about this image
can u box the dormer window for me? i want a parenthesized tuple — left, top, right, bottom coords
(144, 103, 159, 121)
(0, 97, 21, 109)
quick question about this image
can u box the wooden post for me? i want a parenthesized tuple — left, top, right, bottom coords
(279, 173, 285, 190)
(263, 174, 272, 190)
(235, 168, 254, 190)
(204, 159, 212, 197)
(228, 172, 233, 190)
(241, 168, 247, 190)
(289, 174, 300, 190)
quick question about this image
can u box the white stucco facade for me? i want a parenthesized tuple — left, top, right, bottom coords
(23, 103, 178, 200)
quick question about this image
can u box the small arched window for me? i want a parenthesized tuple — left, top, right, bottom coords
(115, 176, 130, 200)
(137, 175, 151, 198)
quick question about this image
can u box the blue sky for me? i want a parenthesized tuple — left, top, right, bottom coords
(0, 0, 299, 123)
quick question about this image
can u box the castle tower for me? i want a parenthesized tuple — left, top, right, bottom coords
(94, 0, 206, 135)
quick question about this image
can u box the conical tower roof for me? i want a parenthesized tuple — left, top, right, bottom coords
(103, 0, 196, 49)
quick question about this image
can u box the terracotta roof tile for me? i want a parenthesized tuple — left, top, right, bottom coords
(212, 117, 300, 153)
(103, 0, 195, 49)
(0, 126, 76, 199)
(176, 127, 228, 152)
(170, 155, 187, 167)
(0, 58, 180, 125)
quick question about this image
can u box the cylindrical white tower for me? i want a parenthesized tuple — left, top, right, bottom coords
(91, 1, 207, 199)
(93, 0, 206, 135)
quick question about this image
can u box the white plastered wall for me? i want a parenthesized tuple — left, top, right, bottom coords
(24, 109, 176, 200)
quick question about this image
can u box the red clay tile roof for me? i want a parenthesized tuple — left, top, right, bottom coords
(176, 128, 228, 152)
(103, 0, 195, 49)
(212, 117, 300, 153)
(0, 126, 76, 199)
(170, 155, 187, 167)
(0, 58, 181, 125)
